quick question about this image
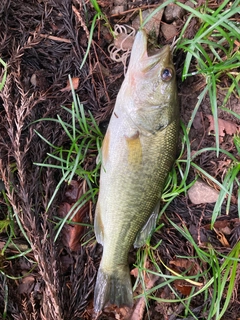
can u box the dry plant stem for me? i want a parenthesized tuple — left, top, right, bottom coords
(29, 32, 71, 43)
(72, 3, 110, 105)
(72, 4, 90, 39)
(92, 40, 111, 105)
(36, 225, 63, 320)
(0, 1, 102, 318)
(110, 4, 160, 18)
(0, 39, 63, 320)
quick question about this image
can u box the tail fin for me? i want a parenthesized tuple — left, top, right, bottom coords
(94, 265, 133, 312)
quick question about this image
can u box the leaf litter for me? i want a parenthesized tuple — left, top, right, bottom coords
(0, 0, 239, 319)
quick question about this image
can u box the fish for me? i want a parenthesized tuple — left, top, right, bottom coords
(94, 28, 179, 312)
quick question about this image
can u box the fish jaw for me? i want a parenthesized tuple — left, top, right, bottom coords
(127, 29, 171, 73)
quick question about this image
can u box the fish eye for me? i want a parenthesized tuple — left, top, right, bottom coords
(161, 68, 173, 81)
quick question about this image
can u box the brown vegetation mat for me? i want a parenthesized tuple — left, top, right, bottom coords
(0, 0, 239, 319)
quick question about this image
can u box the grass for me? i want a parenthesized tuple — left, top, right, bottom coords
(80, 0, 114, 69)
(0, 58, 7, 90)
(135, 223, 240, 320)
(0, 190, 34, 293)
(134, 1, 240, 319)
(175, 0, 240, 225)
(34, 76, 103, 241)
(176, 0, 240, 155)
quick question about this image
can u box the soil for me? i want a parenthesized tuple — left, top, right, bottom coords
(0, 1, 239, 320)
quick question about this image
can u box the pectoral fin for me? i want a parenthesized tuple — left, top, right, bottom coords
(94, 202, 104, 245)
(125, 131, 142, 167)
(134, 200, 161, 248)
(99, 130, 110, 166)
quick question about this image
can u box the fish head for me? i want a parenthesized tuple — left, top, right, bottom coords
(123, 29, 178, 133)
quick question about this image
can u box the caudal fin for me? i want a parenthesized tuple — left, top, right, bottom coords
(94, 265, 133, 312)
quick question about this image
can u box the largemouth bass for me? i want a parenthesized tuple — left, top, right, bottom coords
(94, 29, 179, 311)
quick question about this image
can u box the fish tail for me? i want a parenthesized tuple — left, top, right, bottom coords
(94, 265, 133, 311)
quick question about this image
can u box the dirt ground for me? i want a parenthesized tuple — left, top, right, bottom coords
(0, 0, 239, 319)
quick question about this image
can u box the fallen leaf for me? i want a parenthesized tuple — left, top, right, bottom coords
(204, 219, 231, 231)
(59, 180, 89, 251)
(18, 275, 35, 294)
(65, 180, 80, 203)
(59, 201, 89, 251)
(130, 267, 138, 278)
(213, 228, 230, 247)
(169, 258, 202, 296)
(192, 112, 203, 130)
(204, 219, 240, 233)
(169, 259, 194, 270)
(207, 115, 239, 137)
(172, 279, 193, 296)
(68, 202, 89, 251)
(204, 219, 240, 247)
(60, 77, 79, 92)
(130, 272, 158, 320)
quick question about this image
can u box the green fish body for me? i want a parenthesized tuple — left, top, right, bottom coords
(94, 29, 179, 311)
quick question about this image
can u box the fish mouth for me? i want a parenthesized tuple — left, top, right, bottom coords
(127, 29, 172, 73)
(146, 45, 171, 70)
(148, 45, 171, 58)
(140, 45, 172, 74)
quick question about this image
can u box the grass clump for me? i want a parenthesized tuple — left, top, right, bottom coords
(135, 1, 240, 318)
(176, 0, 240, 154)
(167, 0, 240, 224)
(35, 77, 103, 241)
(135, 221, 240, 320)
(0, 192, 33, 282)
(80, 0, 114, 69)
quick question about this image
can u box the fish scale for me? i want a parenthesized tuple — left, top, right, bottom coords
(94, 29, 179, 311)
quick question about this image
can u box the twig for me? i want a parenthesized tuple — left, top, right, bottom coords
(29, 32, 71, 43)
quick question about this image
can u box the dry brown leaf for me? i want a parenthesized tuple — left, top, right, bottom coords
(192, 112, 203, 130)
(58, 180, 89, 251)
(204, 219, 240, 235)
(130, 273, 158, 320)
(60, 77, 79, 92)
(59, 201, 89, 251)
(69, 202, 89, 251)
(18, 275, 35, 294)
(130, 267, 138, 278)
(169, 259, 194, 269)
(169, 258, 200, 296)
(65, 180, 80, 203)
(207, 115, 239, 137)
(172, 279, 193, 296)
(213, 228, 230, 247)
(204, 220, 230, 231)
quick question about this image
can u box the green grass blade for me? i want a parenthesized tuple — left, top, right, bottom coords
(141, 0, 174, 28)
(191, 162, 229, 194)
(80, 13, 99, 69)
